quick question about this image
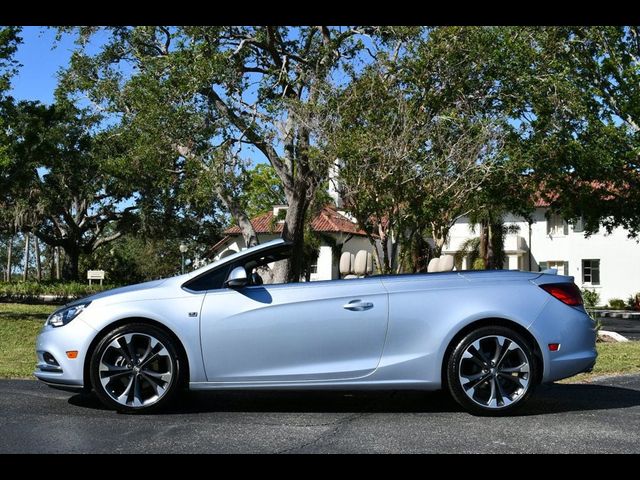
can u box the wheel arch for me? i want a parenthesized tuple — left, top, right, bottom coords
(440, 317, 544, 388)
(83, 317, 190, 391)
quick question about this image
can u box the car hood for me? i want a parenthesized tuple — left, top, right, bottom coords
(65, 278, 171, 308)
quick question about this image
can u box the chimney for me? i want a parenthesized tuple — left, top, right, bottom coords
(328, 158, 343, 208)
(272, 205, 288, 221)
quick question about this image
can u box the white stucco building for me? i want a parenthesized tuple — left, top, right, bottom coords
(444, 204, 640, 304)
(207, 205, 372, 282)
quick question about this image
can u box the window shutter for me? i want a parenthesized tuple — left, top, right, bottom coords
(563, 221, 569, 235)
(539, 261, 548, 272)
(546, 218, 551, 235)
(573, 216, 584, 232)
(564, 261, 569, 276)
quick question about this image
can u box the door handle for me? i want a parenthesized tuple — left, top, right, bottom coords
(343, 300, 374, 311)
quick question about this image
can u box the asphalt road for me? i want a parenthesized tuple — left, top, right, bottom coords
(600, 317, 640, 340)
(1, 375, 640, 453)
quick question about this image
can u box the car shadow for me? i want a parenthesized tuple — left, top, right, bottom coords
(68, 381, 640, 416)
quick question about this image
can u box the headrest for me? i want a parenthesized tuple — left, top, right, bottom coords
(427, 257, 440, 273)
(354, 250, 368, 276)
(438, 255, 454, 272)
(339, 251, 352, 275)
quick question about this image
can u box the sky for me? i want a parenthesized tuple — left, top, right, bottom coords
(10, 27, 78, 104)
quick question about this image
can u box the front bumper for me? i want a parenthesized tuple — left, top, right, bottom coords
(33, 316, 97, 390)
(528, 299, 598, 383)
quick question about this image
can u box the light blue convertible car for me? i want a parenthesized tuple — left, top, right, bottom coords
(34, 239, 597, 415)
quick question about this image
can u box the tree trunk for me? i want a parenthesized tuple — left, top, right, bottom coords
(217, 189, 259, 248)
(487, 222, 495, 269)
(274, 191, 309, 283)
(22, 233, 30, 281)
(62, 247, 80, 282)
(5, 235, 12, 282)
(479, 220, 489, 269)
(55, 246, 61, 281)
(34, 236, 42, 281)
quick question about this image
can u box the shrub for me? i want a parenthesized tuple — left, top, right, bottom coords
(581, 288, 600, 309)
(608, 298, 626, 310)
(627, 293, 640, 311)
(0, 281, 115, 302)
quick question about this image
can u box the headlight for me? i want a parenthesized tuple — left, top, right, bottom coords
(45, 302, 91, 328)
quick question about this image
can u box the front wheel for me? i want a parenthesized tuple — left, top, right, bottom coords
(446, 326, 538, 416)
(90, 323, 182, 413)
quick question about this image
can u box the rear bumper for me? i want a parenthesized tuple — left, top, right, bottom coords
(528, 300, 598, 383)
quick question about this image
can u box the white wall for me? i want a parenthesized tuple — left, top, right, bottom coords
(446, 208, 640, 305)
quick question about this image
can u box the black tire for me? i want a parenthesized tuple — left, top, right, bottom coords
(446, 326, 538, 416)
(90, 323, 183, 413)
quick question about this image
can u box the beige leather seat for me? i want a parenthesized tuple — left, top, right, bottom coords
(438, 255, 454, 272)
(341, 250, 373, 279)
(427, 257, 440, 272)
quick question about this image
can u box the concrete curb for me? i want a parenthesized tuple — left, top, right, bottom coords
(598, 330, 630, 343)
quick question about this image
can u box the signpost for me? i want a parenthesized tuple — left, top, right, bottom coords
(87, 270, 105, 286)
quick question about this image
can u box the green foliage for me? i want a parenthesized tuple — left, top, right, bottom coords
(472, 258, 486, 270)
(240, 164, 286, 218)
(581, 288, 601, 309)
(0, 281, 113, 301)
(81, 235, 199, 284)
(608, 298, 627, 310)
(627, 293, 640, 311)
(0, 26, 21, 97)
(4, 100, 139, 280)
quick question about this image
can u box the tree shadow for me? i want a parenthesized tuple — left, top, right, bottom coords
(68, 381, 640, 416)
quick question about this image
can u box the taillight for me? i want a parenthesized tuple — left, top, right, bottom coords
(540, 283, 583, 306)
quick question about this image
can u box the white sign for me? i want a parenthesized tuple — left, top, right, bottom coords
(87, 270, 105, 285)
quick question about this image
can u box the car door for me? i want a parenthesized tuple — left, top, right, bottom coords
(199, 277, 389, 383)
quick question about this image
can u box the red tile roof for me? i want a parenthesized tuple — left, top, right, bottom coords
(533, 180, 624, 207)
(224, 205, 367, 236)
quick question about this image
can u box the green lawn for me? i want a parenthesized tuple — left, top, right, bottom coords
(564, 341, 640, 383)
(1, 302, 639, 382)
(0, 303, 55, 378)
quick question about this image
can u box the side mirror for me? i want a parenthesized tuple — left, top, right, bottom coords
(224, 266, 248, 288)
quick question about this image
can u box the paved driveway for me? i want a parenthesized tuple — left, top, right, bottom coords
(600, 317, 640, 340)
(1, 376, 639, 453)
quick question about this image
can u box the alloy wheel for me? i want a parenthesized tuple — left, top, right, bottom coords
(98, 333, 174, 408)
(458, 335, 531, 409)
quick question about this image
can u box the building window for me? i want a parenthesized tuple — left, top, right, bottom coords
(572, 216, 584, 233)
(539, 260, 568, 275)
(309, 258, 318, 274)
(582, 259, 600, 285)
(547, 213, 568, 236)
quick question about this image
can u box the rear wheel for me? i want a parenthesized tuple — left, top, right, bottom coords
(447, 326, 537, 416)
(90, 323, 182, 413)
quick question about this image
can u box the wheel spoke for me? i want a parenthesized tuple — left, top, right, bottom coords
(116, 336, 134, 365)
(500, 363, 529, 374)
(491, 336, 504, 364)
(461, 372, 491, 391)
(494, 338, 513, 367)
(100, 365, 132, 379)
(132, 375, 143, 407)
(140, 372, 168, 397)
(116, 375, 135, 404)
(138, 336, 159, 364)
(494, 377, 508, 406)
(487, 378, 497, 407)
(498, 372, 524, 385)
